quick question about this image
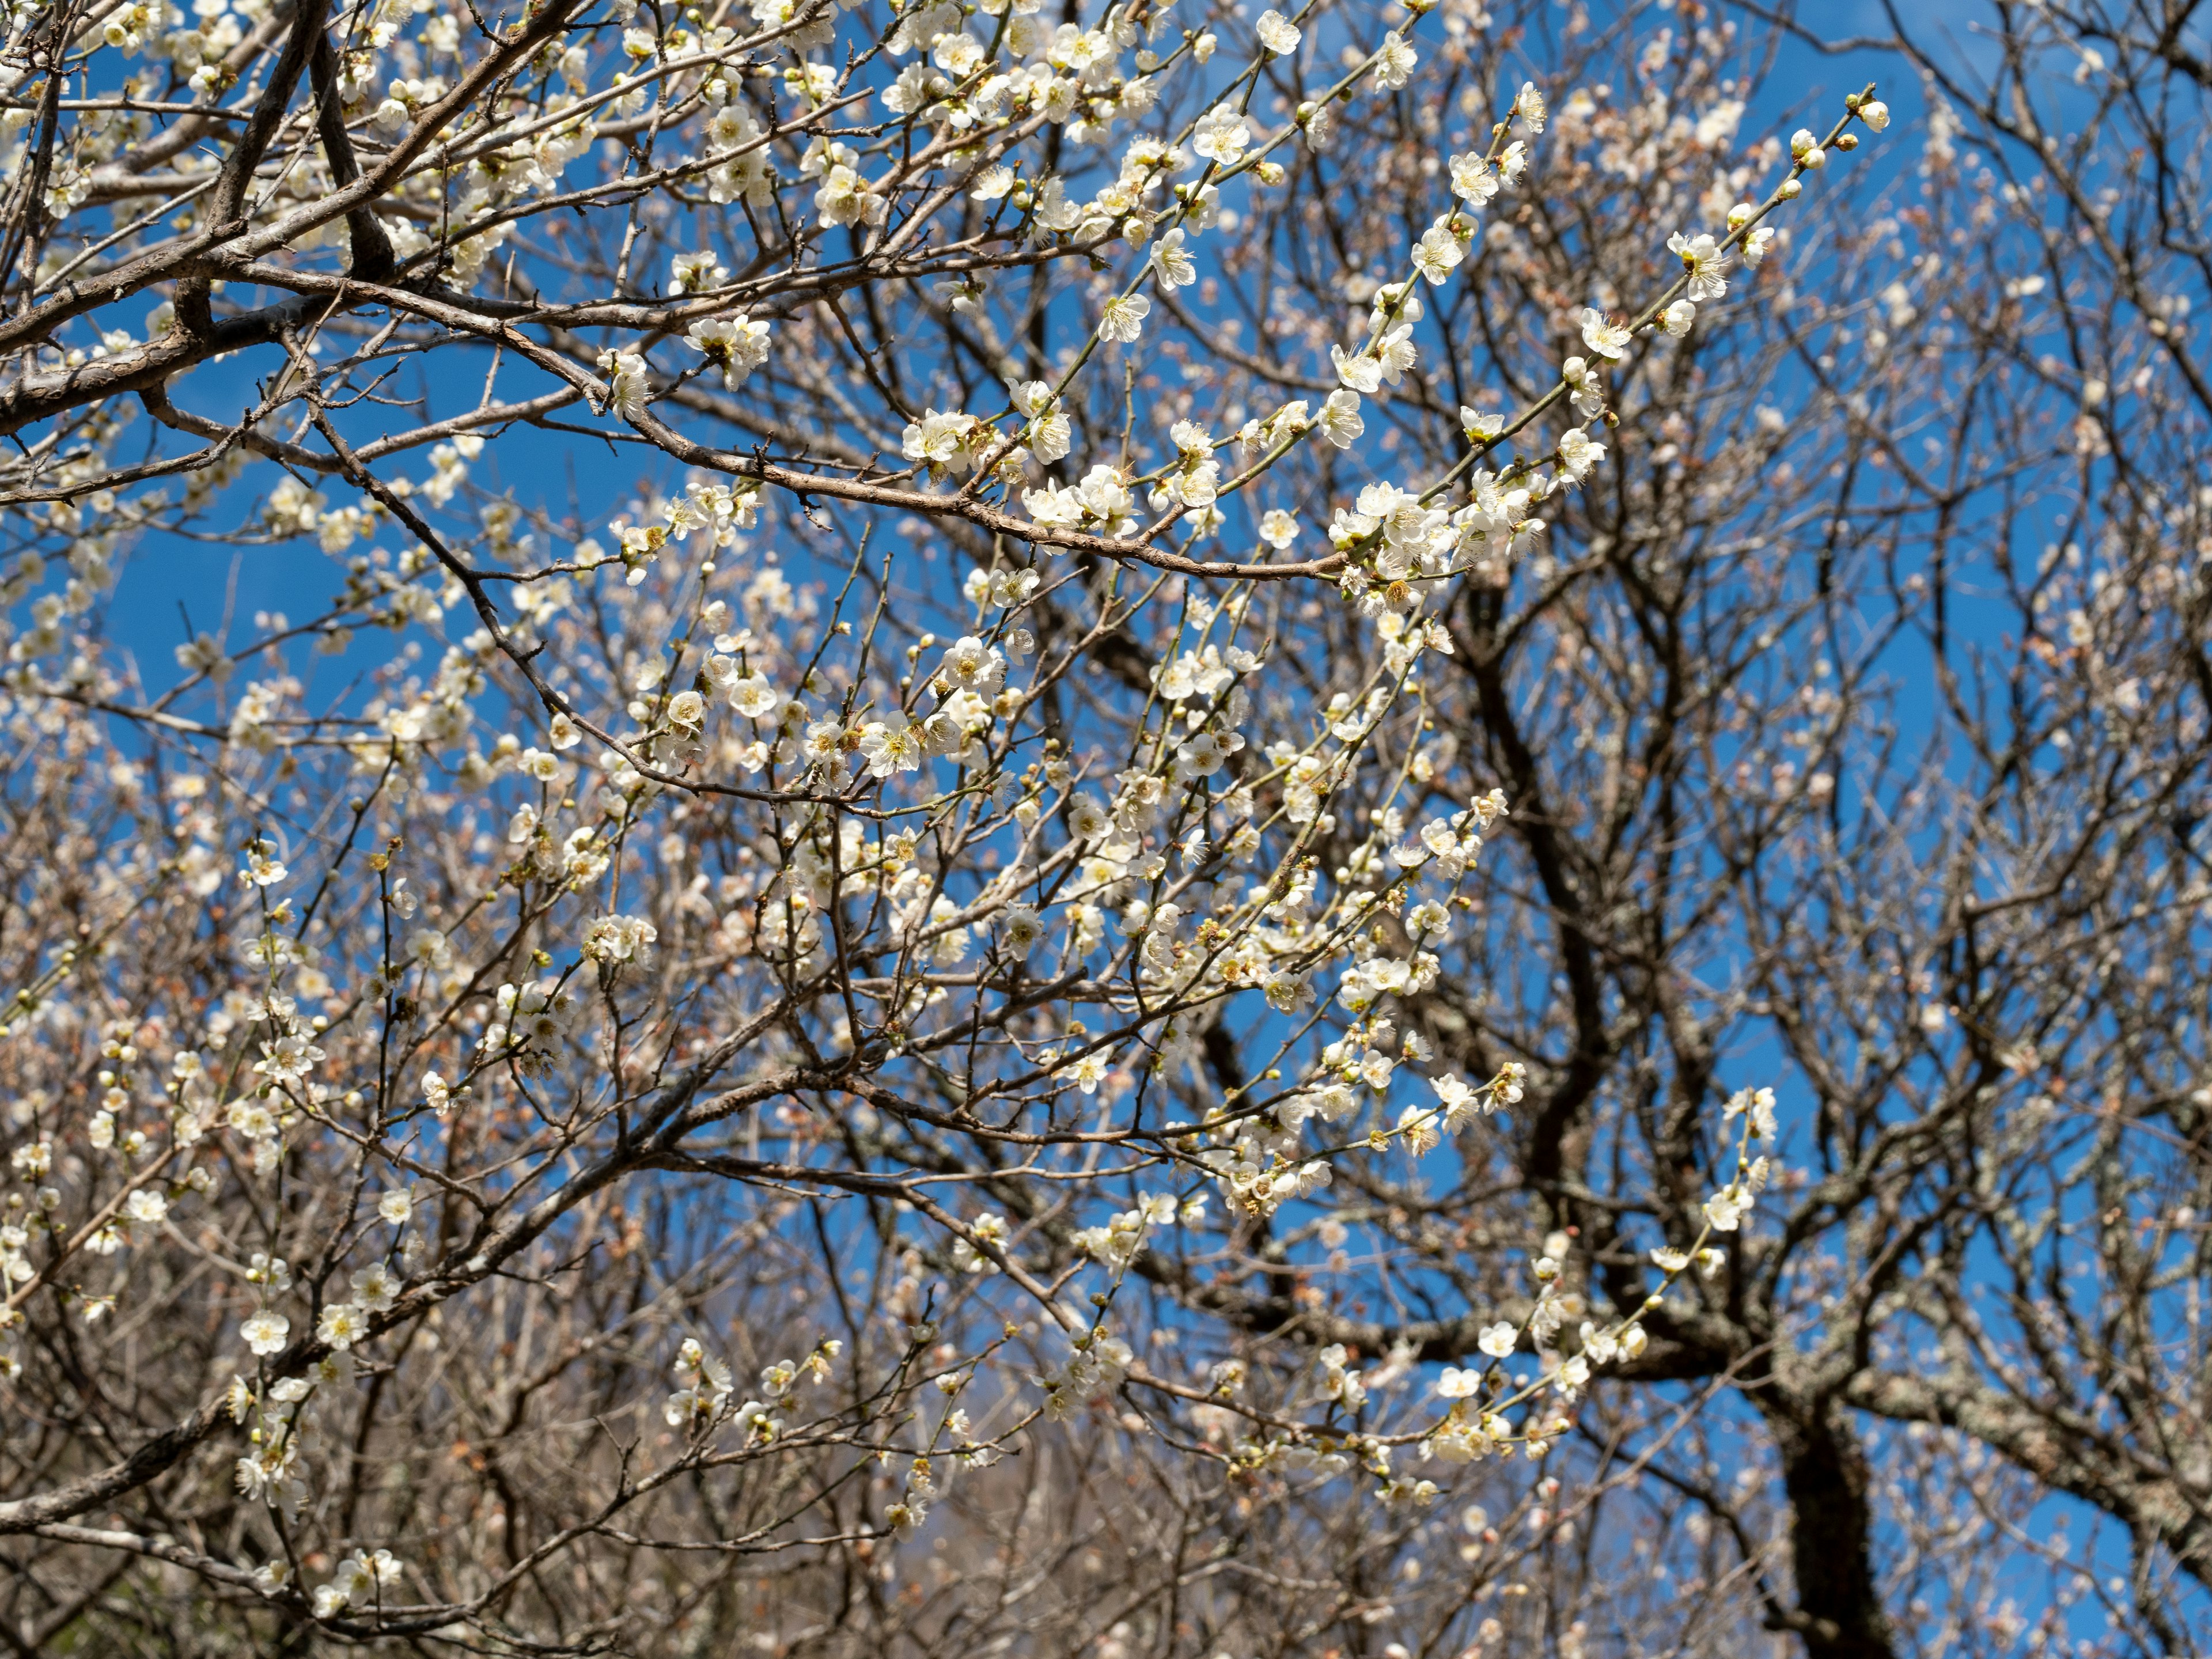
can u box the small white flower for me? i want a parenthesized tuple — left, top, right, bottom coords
(1191, 106, 1251, 165)
(729, 675, 782, 721)
(1317, 389, 1365, 449)
(1067, 796, 1111, 840)
(1371, 31, 1416, 90)
(352, 1259, 402, 1313)
(1557, 427, 1606, 481)
(239, 841, 287, 888)
(1058, 1051, 1110, 1095)
(1255, 9, 1300, 54)
(1580, 308, 1633, 359)
(1099, 293, 1151, 342)
(859, 718, 923, 777)
(671, 248, 728, 294)
(582, 914, 659, 965)
(596, 349, 652, 422)
(1412, 223, 1464, 286)
(241, 1312, 290, 1355)
(123, 1188, 168, 1228)
(1703, 1185, 1752, 1232)
(317, 1301, 370, 1350)
(999, 905, 1044, 955)
(685, 312, 773, 387)
(1331, 344, 1382, 394)
(1666, 230, 1729, 301)
(1449, 151, 1499, 206)
(1476, 1321, 1517, 1359)
(1152, 228, 1197, 289)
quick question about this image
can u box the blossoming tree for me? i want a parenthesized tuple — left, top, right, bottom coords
(11, 0, 2194, 1652)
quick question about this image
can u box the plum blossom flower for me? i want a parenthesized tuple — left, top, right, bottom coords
(596, 349, 651, 421)
(1412, 222, 1465, 285)
(1067, 796, 1111, 839)
(1557, 427, 1606, 481)
(1331, 343, 1382, 394)
(1371, 32, 1416, 90)
(686, 312, 772, 386)
(1667, 230, 1729, 301)
(1058, 1051, 1110, 1094)
(671, 248, 727, 293)
(317, 1301, 369, 1350)
(1191, 107, 1249, 164)
(815, 161, 887, 226)
(1560, 355, 1604, 418)
(937, 635, 1006, 695)
(1099, 293, 1150, 342)
(1152, 227, 1196, 289)
(1010, 381, 1071, 461)
(239, 840, 287, 887)
(1449, 150, 1499, 206)
(582, 913, 658, 965)
(1318, 389, 1365, 448)
(1580, 308, 1633, 358)
(1703, 1184, 1753, 1231)
(1724, 1085, 1779, 1139)
(316, 1548, 403, 1618)
(729, 674, 782, 720)
(859, 718, 923, 776)
(353, 1260, 401, 1313)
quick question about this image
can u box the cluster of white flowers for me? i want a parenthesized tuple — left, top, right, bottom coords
(665, 1334, 842, 1437)
(1039, 1321, 1136, 1420)
(1412, 1087, 1783, 1468)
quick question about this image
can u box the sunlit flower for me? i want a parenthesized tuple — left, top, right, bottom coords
(1580, 308, 1633, 358)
